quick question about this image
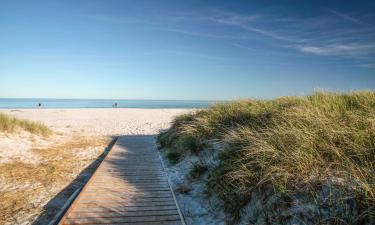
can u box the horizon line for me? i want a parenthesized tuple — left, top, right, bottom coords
(0, 97, 226, 102)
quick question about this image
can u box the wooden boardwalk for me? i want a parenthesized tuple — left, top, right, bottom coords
(58, 136, 185, 225)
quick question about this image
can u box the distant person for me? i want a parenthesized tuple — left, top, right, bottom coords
(114, 102, 118, 108)
(38, 103, 41, 108)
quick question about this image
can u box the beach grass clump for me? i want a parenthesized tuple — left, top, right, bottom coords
(157, 91, 375, 223)
(0, 113, 52, 136)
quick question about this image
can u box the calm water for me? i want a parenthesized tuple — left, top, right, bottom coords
(0, 98, 216, 109)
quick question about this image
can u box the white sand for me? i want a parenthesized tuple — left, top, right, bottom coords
(0, 109, 191, 164)
(160, 147, 226, 225)
(0, 108, 191, 136)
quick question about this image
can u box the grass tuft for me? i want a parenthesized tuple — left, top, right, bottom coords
(190, 162, 208, 180)
(165, 148, 183, 164)
(158, 91, 375, 223)
(0, 113, 52, 137)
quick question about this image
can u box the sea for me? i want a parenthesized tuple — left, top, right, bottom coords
(0, 98, 217, 109)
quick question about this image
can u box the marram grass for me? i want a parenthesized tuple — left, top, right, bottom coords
(157, 91, 375, 223)
(0, 113, 52, 137)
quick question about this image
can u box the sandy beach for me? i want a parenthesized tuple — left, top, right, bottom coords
(0, 108, 191, 224)
(0, 108, 191, 136)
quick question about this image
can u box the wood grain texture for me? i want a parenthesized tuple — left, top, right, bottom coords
(58, 136, 184, 225)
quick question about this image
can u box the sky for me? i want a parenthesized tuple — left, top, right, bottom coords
(1, 0, 375, 100)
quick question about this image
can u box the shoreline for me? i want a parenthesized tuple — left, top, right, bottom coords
(0, 107, 197, 110)
(0, 99, 216, 110)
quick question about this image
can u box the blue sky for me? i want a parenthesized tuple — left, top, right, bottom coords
(1, 0, 374, 100)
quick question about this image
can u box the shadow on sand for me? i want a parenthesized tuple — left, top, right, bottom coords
(32, 137, 118, 225)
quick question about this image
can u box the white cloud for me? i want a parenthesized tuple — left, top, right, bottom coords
(207, 14, 260, 25)
(291, 43, 375, 57)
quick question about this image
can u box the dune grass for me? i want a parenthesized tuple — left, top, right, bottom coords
(157, 91, 375, 223)
(0, 113, 52, 137)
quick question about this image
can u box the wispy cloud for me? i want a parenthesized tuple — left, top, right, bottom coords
(82, 14, 156, 25)
(291, 43, 375, 56)
(207, 13, 299, 43)
(327, 9, 363, 24)
(82, 8, 375, 62)
(212, 10, 375, 59)
(232, 43, 301, 57)
(158, 28, 250, 40)
(207, 14, 260, 25)
(142, 50, 236, 61)
(231, 43, 256, 51)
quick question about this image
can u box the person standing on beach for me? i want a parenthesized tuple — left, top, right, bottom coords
(38, 103, 41, 108)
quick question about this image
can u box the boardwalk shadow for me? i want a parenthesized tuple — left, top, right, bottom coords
(32, 137, 118, 225)
(33, 135, 183, 225)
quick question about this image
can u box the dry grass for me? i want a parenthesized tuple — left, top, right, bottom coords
(0, 189, 40, 225)
(0, 136, 110, 224)
(157, 91, 375, 223)
(0, 113, 52, 137)
(0, 137, 109, 184)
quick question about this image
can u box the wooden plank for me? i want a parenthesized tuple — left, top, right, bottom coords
(80, 193, 173, 198)
(76, 202, 178, 207)
(85, 187, 172, 192)
(70, 205, 178, 212)
(91, 178, 168, 183)
(85, 186, 171, 191)
(81, 192, 172, 198)
(67, 210, 180, 218)
(64, 221, 182, 225)
(63, 214, 181, 224)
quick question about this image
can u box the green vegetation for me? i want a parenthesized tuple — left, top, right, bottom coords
(165, 148, 183, 164)
(158, 91, 375, 223)
(0, 113, 52, 137)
